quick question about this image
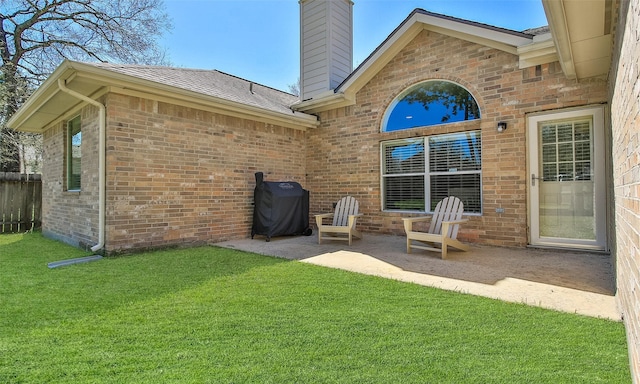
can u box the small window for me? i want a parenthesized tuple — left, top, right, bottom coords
(540, 119, 592, 181)
(381, 131, 482, 213)
(67, 116, 81, 191)
(383, 81, 480, 132)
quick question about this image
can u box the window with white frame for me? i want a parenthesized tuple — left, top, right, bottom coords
(383, 80, 480, 132)
(381, 131, 482, 213)
(66, 116, 82, 191)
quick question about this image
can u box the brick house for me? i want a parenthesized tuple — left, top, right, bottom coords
(7, 0, 640, 378)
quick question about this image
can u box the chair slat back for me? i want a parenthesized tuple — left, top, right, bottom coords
(428, 196, 464, 238)
(333, 196, 359, 226)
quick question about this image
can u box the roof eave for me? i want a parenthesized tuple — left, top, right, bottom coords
(517, 33, 560, 69)
(9, 61, 318, 133)
(541, 0, 577, 80)
(542, 0, 613, 81)
(291, 90, 355, 114)
(338, 10, 537, 93)
(74, 68, 319, 130)
(6, 60, 77, 132)
(294, 9, 539, 113)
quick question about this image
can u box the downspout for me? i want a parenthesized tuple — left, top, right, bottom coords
(57, 79, 106, 253)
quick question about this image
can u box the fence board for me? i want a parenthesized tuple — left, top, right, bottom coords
(0, 173, 42, 233)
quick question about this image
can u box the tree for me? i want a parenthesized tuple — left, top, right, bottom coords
(287, 77, 300, 97)
(0, 0, 172, 172)
(403, 82, 480, 122)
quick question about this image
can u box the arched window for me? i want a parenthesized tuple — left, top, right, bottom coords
(382, 80, 480, 132)
(380, 81, 482, 214)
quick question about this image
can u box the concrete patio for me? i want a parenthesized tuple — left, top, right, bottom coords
(215, 233, 619, 321)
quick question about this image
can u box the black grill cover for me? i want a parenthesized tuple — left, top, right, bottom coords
(251, 172, 311, 241)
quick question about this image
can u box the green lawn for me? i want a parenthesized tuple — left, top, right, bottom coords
(0, 232, 630, 383)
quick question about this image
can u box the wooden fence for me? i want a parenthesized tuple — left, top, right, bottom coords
(0, 172, 42, 234)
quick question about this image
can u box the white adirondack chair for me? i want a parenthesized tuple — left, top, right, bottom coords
(315, 196, 362, 245)
(402, 196, 469, 259)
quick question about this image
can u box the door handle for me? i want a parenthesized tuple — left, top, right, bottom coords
(531, 174, 542, 186)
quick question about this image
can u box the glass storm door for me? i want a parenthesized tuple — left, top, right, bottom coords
(528, 107, 606, 250)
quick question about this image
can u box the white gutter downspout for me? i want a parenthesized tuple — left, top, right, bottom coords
(57, 79, 106, 253)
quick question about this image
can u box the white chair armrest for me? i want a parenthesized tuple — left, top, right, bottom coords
(442, 219, 468, 225)
(402, 216, 432, 232)
(402, 216, 433, 223)
(315, 212, 334, 227)
(347, 213, 362, 228)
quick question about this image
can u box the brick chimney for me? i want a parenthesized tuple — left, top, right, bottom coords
(299, 0, 353, 101)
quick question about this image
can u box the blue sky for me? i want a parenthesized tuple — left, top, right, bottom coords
(163, 0, 548, 92)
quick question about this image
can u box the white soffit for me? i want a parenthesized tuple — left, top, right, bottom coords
(9, 61, 318, 132)
(542, 0, 612, 80)
(517, 33, 559, 69)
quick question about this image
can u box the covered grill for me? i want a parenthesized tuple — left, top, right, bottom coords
(251, 172, 311, 241)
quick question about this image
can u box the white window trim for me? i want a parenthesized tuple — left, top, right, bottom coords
(380, 131, 483, 215)
(66, 115, 82, 192)
(381, 80, 481, 133)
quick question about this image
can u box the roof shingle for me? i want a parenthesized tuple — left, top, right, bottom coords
(86, 63, 299, 116)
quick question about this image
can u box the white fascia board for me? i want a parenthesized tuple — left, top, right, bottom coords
(10, 61, 318, 132)
(108, 85, 319, 131)
(71, 64, 318, 129)
(337, 14, 424, 94)
(413, 12, 533, 49)
(291, 91, 353, 114)
(337, 11, 534, 94)
(6, 60, 76, 131)
(292, 10, 538, 114)
(541, 0, 576, 79)
(517, 35, 559, 68)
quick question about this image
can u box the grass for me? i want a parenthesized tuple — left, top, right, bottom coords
(0, 232, 630, 383)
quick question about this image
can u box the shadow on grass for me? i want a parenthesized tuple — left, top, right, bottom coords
(0, 232, 289, 334)
(0, 233, 631, 383)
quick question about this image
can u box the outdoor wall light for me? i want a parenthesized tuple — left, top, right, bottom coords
(497, 121, 507, 132)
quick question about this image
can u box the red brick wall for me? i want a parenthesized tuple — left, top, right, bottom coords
(306, 30, 608, 247)
(41, 105, 101, 249)
(610, 0, 640, 380)
(104, 93, 306, 253)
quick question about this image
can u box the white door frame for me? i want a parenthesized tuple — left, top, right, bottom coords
(527, 105, 607, 251)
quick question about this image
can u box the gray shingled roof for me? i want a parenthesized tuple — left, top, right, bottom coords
(522, 26, 551, 35)
(85, 62, 299, 116)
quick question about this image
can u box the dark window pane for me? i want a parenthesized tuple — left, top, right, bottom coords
(384, 175, 425, 210)
(574, 141, 590, 161)
(430, 174, 481, 213)
(383, 139, 425, 175)
(574, 121, 590, 140)
(541, 125, 556, 144)
(543, 163, 557, 181)
(575, 162, 592, 180)
(381, 131, 481, 214)
(67, 116, 82, 190)
(542, 144, 556, 163)
(558, 162, 574, 180)
(429, 132, 481, 172)
(557, 123, 573, 142)
(558, 143, 573, 162)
